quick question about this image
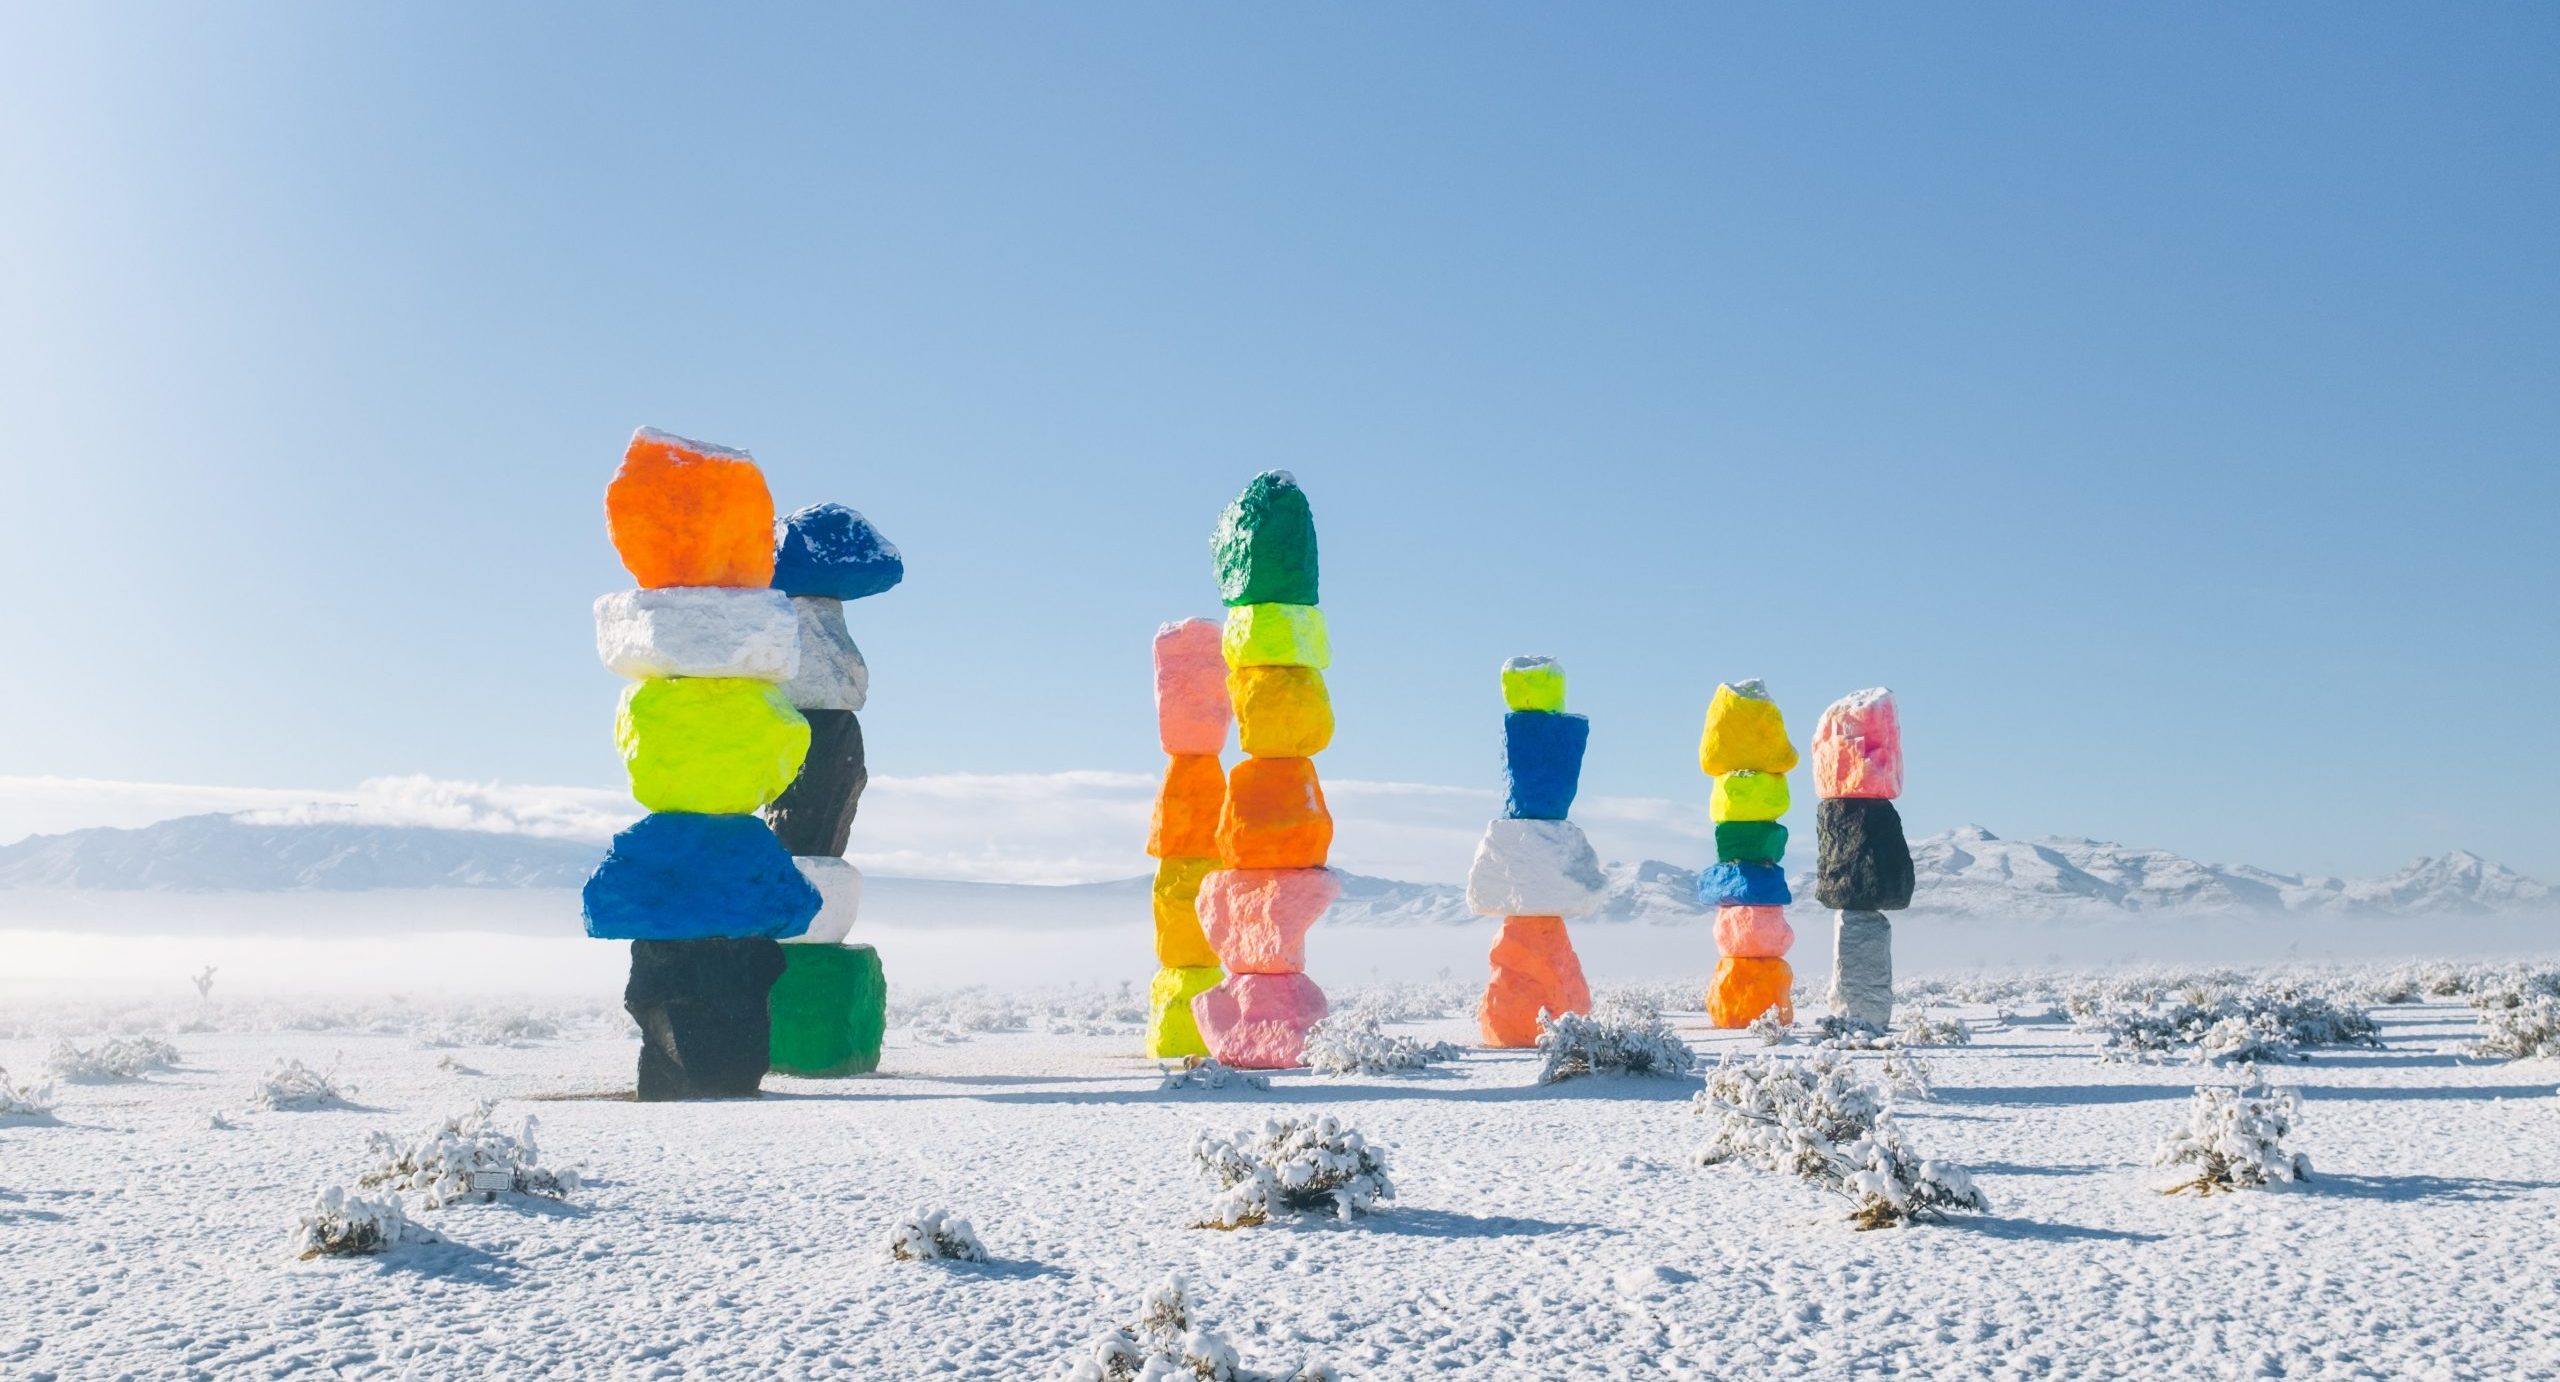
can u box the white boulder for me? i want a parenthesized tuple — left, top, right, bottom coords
(788, 857, 863, 944)
(780, 596, 869, 712)
(1828, 909, 1894, 1030)
(594, 588, 800, 682)
(1465, 819, 1606, 917)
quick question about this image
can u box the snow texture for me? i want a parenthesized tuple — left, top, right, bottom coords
(592, 587, 801, 682)
(886, 1206, 987, 1263)
(248, 1057, 351, 1110)
(45, 1035, 179, 1082)
(630, 425, 752, 461)
(1067, 1274, 1336, 1382)
(287, 1185, 419, 1259)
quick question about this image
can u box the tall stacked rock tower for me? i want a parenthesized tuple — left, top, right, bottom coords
(1191, 472, 1335, 1069)
(763, 502, 905, 1077)
(1467, 656, 1600, 1047)
(1145, 618, 1231, 1058)
(1698, 680, 1799, 1028)
(1814, 689, 1912, 1031)
(587, 429, 820, 1100)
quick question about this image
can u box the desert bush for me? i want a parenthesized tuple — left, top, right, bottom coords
(1159, 1059, 1270, 1093)
(1747, 1009, 1793, 1046)
(1067, 1273, 1336, 1382)
(360, 1100, 578, 1208)
(249, 1058, 352, 1111)
(886, 1207, 987, 1263)
(1192, 1115, 1392, 1229)
(1535, 997, 1697, 1083)
(287, 1186, 420, 1260)
(2156, 1075, 2311, 1194)
(45, 1037, 180, 1082)
(1693, 1052, 1988, 1229)
(1893, 1012, 1971, 1047)
(2075, 979, 2377, 1065)
(0, 1067, 55, 1118)
(2468, 992, 2560, 1061)
(1301, 1014, 1461, 1077)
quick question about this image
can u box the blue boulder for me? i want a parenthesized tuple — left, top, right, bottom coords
(1502, 711, 1590, 821)
(773, 503, 905, 601)
(583, 813, 821, 941)
(1696, 861, 1792, 907)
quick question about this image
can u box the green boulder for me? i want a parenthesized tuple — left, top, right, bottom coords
(768, 943, 887, 1077)
(1714, 820, 1788, 864)
(1212, 471, 1319, 607)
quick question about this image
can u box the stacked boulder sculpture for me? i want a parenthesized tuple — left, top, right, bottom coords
(1698, 680, 1799, 1028)
(1814, 688, 1912, 1032)
(762, 502, 904, 1078)
(1467, 657, 1599, 1046)
(1191, 472, 1336, 1068)
(588, 430, 818, 1099)
(1145, 618, 1232, 1058)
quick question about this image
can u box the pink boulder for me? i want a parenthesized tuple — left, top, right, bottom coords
(1713, 904, 1794, 959)
(1813, 687, 1902, 800)
(1191, 971, 1328, 1069)
(1154, 619, 1232, 757)
(1197, 867, 1340, 975)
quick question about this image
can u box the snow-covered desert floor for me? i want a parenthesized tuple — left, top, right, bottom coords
(2, 977, 2556, 1380)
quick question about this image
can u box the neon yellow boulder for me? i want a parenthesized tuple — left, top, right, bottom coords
(1710, 769, 1791, 823)
(1222, 603, 1329, 670)
(1501, 656, 1567, 714)
(1699, 679, 1798, 776)
(616, 677, 811, 814)
(1147, 964, 1222, 1058)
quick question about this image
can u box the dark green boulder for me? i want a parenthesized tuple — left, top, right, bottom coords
(1715, 820, 1788, 864)
(768, 943, 887, 1077)
(1213, 471, 1319, 607)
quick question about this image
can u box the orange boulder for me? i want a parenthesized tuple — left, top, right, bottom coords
(1216, 757, 1332, 869)
(1478, 915, 1591, 1047)
(605, 428, 777, 589)
(1708, 956, 1794, 1028)
(1146, 754, 1226, 859)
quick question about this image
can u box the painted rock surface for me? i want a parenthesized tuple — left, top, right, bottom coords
(1216, 757, 1332, 869)
(1192, 970, 1328, 1069)
(1196, 867, 1340, 974)
(1147, 964, 1222, 1059)
(1813, 687, 1903, 800)
(1464, 818, 1606, 917)
(1478, 915, 1591, 1048)
(1708, 955, 1795, 1029)
(606, 428, 776, 590)
(1714, 820, 1788, 864)
(777, 597, 868, 712)
(626, 936, 788, 1100)
(1814, 797, 1915, 911)
(1713, 903, 1794, 959)
(787, 857, 862, 945)
(1499, 656, 1566, 714)
(1230, 664, 1334, 759)
(767, 941, 887, 1077)
(1709, 769, 1790, 824)
(1212, 470, 1319, 607)
(1697, 861, 1792, 908)
(1154, 619, 1232, 757)
(1151, 857, 1223, 969)
(583, 813, 821, 941)
(1221, 603, 1330, 670)
(1699, 679, 1798, 776)
(1149, 754, 1228, 860)
(1502, 711, 1589, 821)
(594, 587, 800, 682)
(617, 678, 810, 815)
(772, 502, 904, 602)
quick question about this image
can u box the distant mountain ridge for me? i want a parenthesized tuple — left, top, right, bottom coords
(0, 814, 2546, 922)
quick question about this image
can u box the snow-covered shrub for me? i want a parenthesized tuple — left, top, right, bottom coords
(1332, 979, 1469, 1025)
(360, 1101, 578, 1208)
(2156, 1075, 2311, 1194)
(1810, 1015, 1890, 1050)
(1894, 1012, 1971, 1047)
(0, 1067, 55, 1118)
(435, 1055, 482, 1077)
(886, 1207, 987, 1263)
(287, 1186, 420, 1260)
(2076, 978, 2378, 1065)
(2469, 993, 2560, 1061)
(249, 1058, 352, 1111)
(1066, 1273, 1336, 1382)
(1747, 1009, 1793, 1046)
(1693, 1052, 1988, 1229)
(1159, 1058, 1270, 1092)
(1301, 1013, 1461, 1077)
(1535, 997, 1697, 1083)
(1879, 1045, 1936, 1099)
(1192, 1114, 1392, 1228)
(418, 1009, 561, 1049)
(44, 1036, 180, 1082)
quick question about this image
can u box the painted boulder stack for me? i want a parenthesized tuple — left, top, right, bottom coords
(1145, 618, 1231, 1058)
(763, 502, 903, 1078)
(1467, 657, 1597, 1046)
(1698, 680, 1798, 1028)
(587, 429, 817, 1100)
(1814, 688, 1911, 1032)
(1191, 472, 1334, 1068)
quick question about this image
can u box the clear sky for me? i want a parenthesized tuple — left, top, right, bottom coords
(2, 5, 2554, 881)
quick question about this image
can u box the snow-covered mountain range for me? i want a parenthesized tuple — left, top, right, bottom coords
(0, 813, 2546, 923)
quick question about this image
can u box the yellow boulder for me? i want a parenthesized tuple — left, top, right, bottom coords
(1699, 680, 1798, 776)
(615, 678, 811, 815)
(1152, 857, 1222, 969)
(1230, 665, 1334, 758)
(1222, 603, 1329, 670)
(1710, 769, 1790, 823)
(1147, 964, 1222, 1058)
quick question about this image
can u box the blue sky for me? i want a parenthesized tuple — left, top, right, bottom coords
(2, 5, 2554, 880)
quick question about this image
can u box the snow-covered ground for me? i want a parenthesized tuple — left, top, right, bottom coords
(3, 976, 2556, 1379)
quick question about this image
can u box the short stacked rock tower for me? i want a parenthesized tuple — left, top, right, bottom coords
(763, 503, 904, 1077)
(1468, 657, 1598, 1047)
(1814, 689, 1913, 1032)
(1192, 472, 1336, 1069)
(587, 429, 820, 1100)
(1699, 680, 1798, 1028)
(1144, 618, 1231, 1058)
